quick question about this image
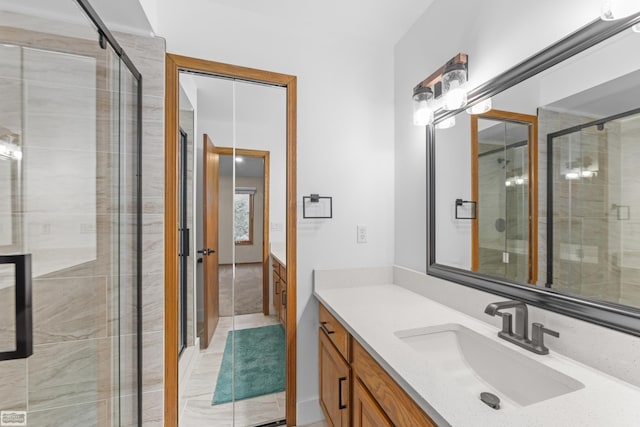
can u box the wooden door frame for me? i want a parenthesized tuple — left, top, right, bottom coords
(470, 109, 538, 284)
(164, 54, 297, 425)
(214, 147, 271, 316)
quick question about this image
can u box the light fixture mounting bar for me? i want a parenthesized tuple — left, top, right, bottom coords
(413, 53, 468, 94)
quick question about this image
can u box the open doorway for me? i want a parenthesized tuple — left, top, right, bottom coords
(165, 56, 297, 426)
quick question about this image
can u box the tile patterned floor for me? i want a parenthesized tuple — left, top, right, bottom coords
(180, 313, 284, 427)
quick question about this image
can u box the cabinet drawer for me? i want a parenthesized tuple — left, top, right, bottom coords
(352, 339, 436, 427)
(319, 303, 350, 361)
(319, 327, 351, 427)
(279, 264, 287, 282)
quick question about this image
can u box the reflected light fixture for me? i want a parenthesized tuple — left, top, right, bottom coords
(601, 0, 639, 20)
(565, 171, 580, 180)
(235, 156, 244, 163)
(442, 62, 468, 110)
(435, 116, 456, 130)
(413, 86, 434, 126)
(466, 98, 493, 115)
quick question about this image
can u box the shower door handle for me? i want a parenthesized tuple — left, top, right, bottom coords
(0, 254, 33, 361)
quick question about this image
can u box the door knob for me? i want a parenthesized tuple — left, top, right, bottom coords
(197, 248, 215, 256)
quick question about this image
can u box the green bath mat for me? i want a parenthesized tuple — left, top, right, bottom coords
(212, 324, 285, 405)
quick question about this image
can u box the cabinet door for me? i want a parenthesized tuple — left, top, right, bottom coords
(353, 378, 392, 427)
(319, 328, 351, 427)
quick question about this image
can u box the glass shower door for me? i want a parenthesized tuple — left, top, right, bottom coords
(0, 3, 141, 425)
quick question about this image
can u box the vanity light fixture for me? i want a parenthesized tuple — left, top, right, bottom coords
(412, 53, 468, 126)
(600, 0, 638, 20)
(413, 85, 434, 126)
(442, 62, 468, 110)
(466, 98, 493, 115)
(435, 116, 456, 130)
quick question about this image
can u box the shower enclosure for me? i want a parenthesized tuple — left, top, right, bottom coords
(473, 113, 535, 284)
(0, 1, 142, 425)
(548, 108, 640, 308)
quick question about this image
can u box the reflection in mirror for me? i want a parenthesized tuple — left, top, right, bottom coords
(548, 106, 640, 308)
(430, 17, 640, 332)
(177, 71, 287, 425)
(472, 111, 537, 284)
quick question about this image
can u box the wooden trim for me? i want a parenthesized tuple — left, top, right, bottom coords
(234, 192, 255, 245)
(470, 109, 538, 284)
(164, 54, 297, 426)
(529, 115, 539, 284)
(163, 53, 179, 426)
(285, 74, 297, 426)
(470, 116, 479, 272)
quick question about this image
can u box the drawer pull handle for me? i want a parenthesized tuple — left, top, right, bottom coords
(282, 290, 287, 307)
(338, 376, 347, 410)
(320, 321, 334, 335)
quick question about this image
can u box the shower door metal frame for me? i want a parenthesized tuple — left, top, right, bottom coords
(74, 1, 144, 425)
(546, 105, 640, 288)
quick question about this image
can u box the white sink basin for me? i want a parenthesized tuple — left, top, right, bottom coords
(395, 323, 584, 407)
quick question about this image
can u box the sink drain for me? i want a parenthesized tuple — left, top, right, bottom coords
(480, 392, 500, 410)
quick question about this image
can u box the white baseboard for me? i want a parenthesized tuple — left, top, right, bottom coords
(296, 398, 324, 426)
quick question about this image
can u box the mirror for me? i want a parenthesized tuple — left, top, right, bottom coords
(428, 15, 640, 335)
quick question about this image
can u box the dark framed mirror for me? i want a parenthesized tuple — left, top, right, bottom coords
(427, 13, 640, 336)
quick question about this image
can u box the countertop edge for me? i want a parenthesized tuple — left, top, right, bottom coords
(313, 289, 451, 427)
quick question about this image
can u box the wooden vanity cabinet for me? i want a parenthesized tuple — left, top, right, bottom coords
(352, 377, 393, 427)
(319, 327, 351, 427)
(272, 257, 286, 326)
(318, 303, 437, 427)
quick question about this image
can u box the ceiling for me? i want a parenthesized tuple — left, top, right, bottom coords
(177, 0, 435, 45)
(3, 0, 435, 47)
(546, 68, 640, 120)
(219, 154, 264, 178)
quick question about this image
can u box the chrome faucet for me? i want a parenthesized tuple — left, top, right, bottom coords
(484, 300, 559, 355)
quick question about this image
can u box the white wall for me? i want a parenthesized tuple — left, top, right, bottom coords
(394, 0, 606, 273)
(153, 1, 396, 423)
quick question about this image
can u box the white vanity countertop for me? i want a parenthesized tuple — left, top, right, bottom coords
(270, 242, 286, 267)
(314, 283, 640, 427)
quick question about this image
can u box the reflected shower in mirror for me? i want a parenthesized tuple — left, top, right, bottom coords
(472, 111, 537, 284)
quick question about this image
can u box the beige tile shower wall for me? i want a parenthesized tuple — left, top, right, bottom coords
(537, 108, 600, 286)
(538, 108, 623, 304)
(114, 31, 166, 427)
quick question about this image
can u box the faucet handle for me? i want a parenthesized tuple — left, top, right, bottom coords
(500, 312, 513, 335)
(531, 323, 559, 354)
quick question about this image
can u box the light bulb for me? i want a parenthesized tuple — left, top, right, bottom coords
(442, 63, 468, 111)
(466, 98, 493, 115)
(601, 0, 638, 20)
(235, 156, 244, 163)
(565, 171, 580, 180)
(505, 180, 513, 187)
(515, 177, 525, 185)
(413, 86, 434, 126)
(581, 170, 596, 178)
(435, 116, 456, 130)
